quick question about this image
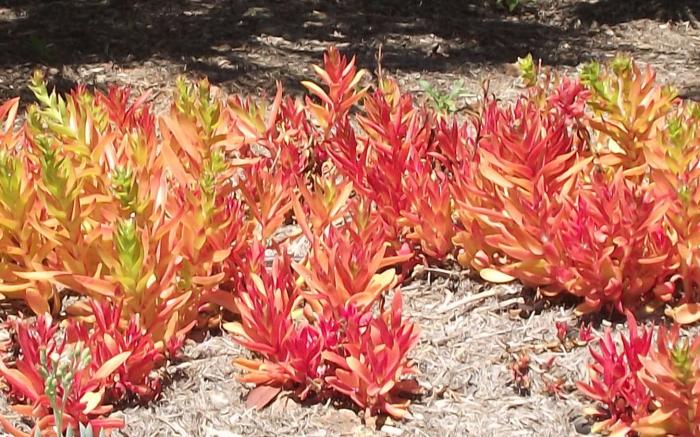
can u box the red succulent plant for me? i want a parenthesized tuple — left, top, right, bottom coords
(577, 312, 653, 436)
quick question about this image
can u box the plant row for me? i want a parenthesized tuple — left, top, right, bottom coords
(0, 46, 698, 435)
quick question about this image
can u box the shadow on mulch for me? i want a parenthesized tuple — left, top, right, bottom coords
(573, 0, 699, 25)
(0, 0, 581, 77)
(682, 86, 700, 101)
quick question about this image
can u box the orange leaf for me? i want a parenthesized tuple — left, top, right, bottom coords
(0, 98, 19, 133)
(0, 363, 41, 401)
(479, 162, 514, 189)
(480, 268, 515, 284)
(301, 81, 333, 107)
(265, 82, 283, 132)
(93, 351, 131, 381)
(192, 272, 226, 287)
(0, 414, 29, 437)
(204, 290, 238, 314)
(72, 275, 118, 297)
(25, 289, 49, 315)
(13, 271, 63, 281)
(222, 322, 244, 335)
(160, 141, 189, 185)
(245, 385, 281, 410)
(665, 304, 700, 325)
(161, 115, 202, 165)
(346, 356, 372, 385)
(0, 282, 33, 293)
(80, 388, 105, 414)
(384, 403, 411, 420)
(211, 249, 232, 263)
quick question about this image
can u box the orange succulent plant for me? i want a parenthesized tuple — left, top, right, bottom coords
(544, 171, 675, 314)
(635, 324, 700, 436)
(224, 250, 321, 405)
(0, 72, 253, 349)
(399, 160, 455, 261)
(359, 78, 433, 243)
(323, 292, 420, 419)
(580, 314, 700, 437)
(580, 56, 678, 177)
(8, 44, 700, 428)
(293, 197, 411, 316)
(578, 312, 653, 436)
(451, 94, 587, 277)
(643, 104, 700, 323)
(0, 97, 59, 315)
(302, 45, 368, 132)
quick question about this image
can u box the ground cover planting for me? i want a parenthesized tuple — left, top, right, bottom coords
(0, 39, 699, 436)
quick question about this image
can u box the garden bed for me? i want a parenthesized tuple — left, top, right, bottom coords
(0, 1, 699, 436)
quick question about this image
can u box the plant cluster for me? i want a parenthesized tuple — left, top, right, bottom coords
(0, 46, 698, 434)
(0, 47, 426, 432)
(0, 300, 162, 436)
(579, 313, 700, 436)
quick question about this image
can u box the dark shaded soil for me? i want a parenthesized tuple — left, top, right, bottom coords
(0, 0, 698, 105)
